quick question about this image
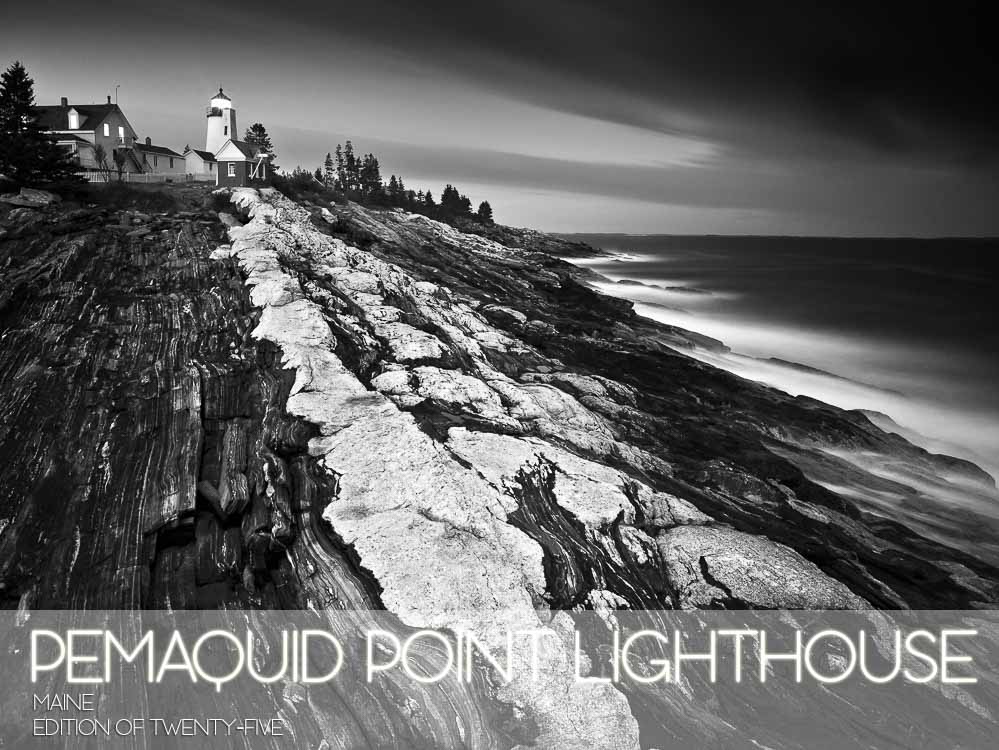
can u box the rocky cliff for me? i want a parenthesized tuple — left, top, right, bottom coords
(1, 185, 997, 748)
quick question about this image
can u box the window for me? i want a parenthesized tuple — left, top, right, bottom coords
(227, 163, 236, 177)
(224, 126, 228, 136)
(118, 126, 125, 144)
(153, 155, 158, 167)
(68, 111, 78, 129)
(169, 157, 174, 168)
(103, 123, 110, 137)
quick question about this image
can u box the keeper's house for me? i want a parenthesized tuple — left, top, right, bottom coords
(33, 96, 143, 174)
(215, 139, 270, 187)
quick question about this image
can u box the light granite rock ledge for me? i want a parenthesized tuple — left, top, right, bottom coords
(224, 188, 643, 749)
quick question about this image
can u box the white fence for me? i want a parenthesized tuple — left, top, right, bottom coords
(79, 170, 215, 184)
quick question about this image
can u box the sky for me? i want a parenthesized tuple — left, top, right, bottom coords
(3, 0, 996, 235)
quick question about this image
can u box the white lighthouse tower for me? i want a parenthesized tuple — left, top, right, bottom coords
(205, 88, 236, 155)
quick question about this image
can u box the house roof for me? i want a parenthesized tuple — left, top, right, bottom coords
(33, 103, 117, 131)
(186, 148, 217, 162)
(211, 88, 231, 101)
(217, 139, 265, 160)
(134, 143, 183, 158)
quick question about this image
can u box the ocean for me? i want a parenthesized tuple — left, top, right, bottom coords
(565, 234, 999, 482)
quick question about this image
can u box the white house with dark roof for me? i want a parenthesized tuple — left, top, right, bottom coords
(184, 148, 217, 180)
(134, 137, 186, 177)
(33, 96, 144, 174)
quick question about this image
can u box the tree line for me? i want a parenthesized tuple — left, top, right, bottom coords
(302, 141, 493, 224)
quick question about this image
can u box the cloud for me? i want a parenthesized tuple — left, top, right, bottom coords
(290, 0, 998, 166)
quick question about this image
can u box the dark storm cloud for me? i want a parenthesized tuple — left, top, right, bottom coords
(259, 0, 997, 166)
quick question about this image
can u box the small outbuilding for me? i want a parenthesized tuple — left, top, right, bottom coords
(134, 137, 186, 177)
(215, 139, 270, 187)
(184, 147, 218, 181)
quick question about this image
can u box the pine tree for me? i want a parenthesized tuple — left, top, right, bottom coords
(0, 60, 81, 186)
(314, 167, 323, 183)
(344, 140, 356, 192)
(440, 184, 466, 216)
(356, 153, 382, 200)
(476, 201, 493, 223)
(323, 152, 335, 188)
(244, 122, 276, 168)
(334, 144, 345, 190)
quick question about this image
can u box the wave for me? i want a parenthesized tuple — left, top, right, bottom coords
(581, 262, 999, 487)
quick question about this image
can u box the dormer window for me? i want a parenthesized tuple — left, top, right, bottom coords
(68, 109, 79, 129)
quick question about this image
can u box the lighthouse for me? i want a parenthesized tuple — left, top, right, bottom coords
(205, 88, 236, 155)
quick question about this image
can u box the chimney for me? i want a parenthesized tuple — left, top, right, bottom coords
(60, 96, 68, 107)
(145, 136, 152, 146)
(107, 95, 112, 104)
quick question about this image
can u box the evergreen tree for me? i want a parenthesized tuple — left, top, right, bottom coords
(440, 184, 467, 216)
(344, 140, 357, 192)
(357, 153, 384, 200)
(314, 167, 323, 183)
(334, 143, 346, 190)
(0, 60, 81, 186)
(476, 201, 493, 223)
(244, 122, 276, 167)
(321, 152, 333, 187)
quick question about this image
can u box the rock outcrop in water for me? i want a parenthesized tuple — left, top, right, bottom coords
(1, 185, 998, 748)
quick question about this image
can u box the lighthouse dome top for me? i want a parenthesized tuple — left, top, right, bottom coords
(209, 88, 233, 111)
